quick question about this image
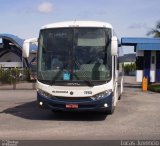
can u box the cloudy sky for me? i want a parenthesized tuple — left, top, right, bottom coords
(0, 0, 160, 53)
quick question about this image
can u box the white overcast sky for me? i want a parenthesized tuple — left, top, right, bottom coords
(0, 0, 160, 53)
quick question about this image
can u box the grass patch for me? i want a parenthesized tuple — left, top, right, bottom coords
(148, 84, 160, 93)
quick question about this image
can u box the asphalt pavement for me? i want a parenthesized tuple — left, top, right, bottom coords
(0, 76, 160, 140)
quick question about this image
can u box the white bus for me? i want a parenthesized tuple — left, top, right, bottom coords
(23, 21, 123, 114)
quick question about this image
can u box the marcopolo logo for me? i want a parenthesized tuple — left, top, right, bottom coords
(70, 91, 74, 95)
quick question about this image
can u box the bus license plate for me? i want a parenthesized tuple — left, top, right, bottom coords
(66, 104, 78, 109)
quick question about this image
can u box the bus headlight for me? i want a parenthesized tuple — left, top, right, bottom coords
(37, 89, 52, 98)
(90, 89, 112, 101)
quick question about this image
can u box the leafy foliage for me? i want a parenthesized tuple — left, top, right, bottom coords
(0, 68, 30, 84)
(147, 21, 160, 38)
(123, 63, 136, 75)
(149, 84, 160, 93)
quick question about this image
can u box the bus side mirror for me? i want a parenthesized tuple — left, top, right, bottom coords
(111, 36, 118, 56)
(23, 38, 38, 58)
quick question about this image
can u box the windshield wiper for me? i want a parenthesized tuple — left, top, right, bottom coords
(74, 58, 94, 87)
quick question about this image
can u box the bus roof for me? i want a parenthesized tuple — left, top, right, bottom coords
(41, 21, 113, 30)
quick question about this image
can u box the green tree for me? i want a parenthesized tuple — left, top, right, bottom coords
(147, 21, 160, 38)
(124, 63, 136, 75)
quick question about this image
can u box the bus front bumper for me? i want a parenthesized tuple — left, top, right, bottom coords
(37, 91, 113, 112)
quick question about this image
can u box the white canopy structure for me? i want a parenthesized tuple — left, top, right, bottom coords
(0, 34, 37, 68)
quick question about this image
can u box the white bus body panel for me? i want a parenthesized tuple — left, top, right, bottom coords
(41, 21, 113, 30)
(37, 79, 114, 98)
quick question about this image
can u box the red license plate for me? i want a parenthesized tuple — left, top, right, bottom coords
(66, 104, 78, 109)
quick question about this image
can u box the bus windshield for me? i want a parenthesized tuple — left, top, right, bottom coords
(38, 27, 112, 86)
